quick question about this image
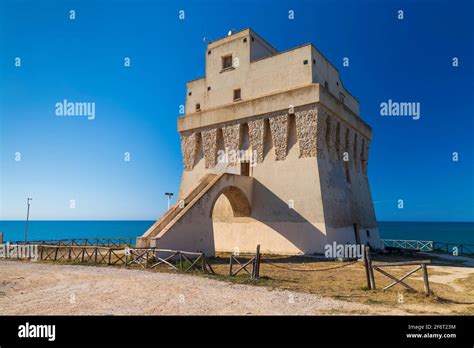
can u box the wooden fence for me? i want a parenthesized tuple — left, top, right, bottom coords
(39, 245, 125, 265)
(126, 248, 215, 274)
(228, 245, 261, 280)
(14, 237, 134, 247)
(33, 244, 214, 274)
(364, 246, 431, 295)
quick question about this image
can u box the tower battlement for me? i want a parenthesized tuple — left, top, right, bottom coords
(184, 28, 360, 118)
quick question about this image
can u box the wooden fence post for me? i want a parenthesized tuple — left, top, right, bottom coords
(365, 246, 376, 290)
(421, 263, 430, 296)
(229, 255, 234, 276)
(364, 246, 371, 289)
(251, 258, 255, 279)
(253, 244, 261, 280)
(201, 253, 207, 273)
(257, 244, 261, 279)
(54, 247, 59, 261)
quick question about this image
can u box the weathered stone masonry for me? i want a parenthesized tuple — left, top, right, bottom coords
(247, 118, 265, 163)
(180, 104, 370, 173)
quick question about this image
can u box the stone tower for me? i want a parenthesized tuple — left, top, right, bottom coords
(137, 28, 381, 255)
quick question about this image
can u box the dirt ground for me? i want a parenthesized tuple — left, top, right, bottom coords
(0, 260, 405, 315)
(0, 253, 473, 315)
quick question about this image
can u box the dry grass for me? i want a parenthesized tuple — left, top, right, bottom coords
(201, 252, 474, 315)
(19, 249, 474, 315)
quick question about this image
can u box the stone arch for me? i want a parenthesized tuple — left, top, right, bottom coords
(210, 185, 251, 218)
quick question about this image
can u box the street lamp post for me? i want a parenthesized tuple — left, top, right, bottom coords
(165, 192, 174, 210)
(25, 198, 32, 243)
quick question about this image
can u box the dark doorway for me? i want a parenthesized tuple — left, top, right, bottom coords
(240, 161, 250, 176)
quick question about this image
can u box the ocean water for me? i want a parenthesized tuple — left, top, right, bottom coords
(0, 220, 472, 245)
(0, 220, 155, 243)
(377, 221, 474, 244)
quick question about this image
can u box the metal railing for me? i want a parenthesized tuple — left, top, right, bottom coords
(432, 242, 474, 255)
(382, 239, 433, 252)
(382, 239, 474, 255)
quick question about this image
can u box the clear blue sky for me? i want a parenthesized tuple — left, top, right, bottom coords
(0, 0, 473, 221)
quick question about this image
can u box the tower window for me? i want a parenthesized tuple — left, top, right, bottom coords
(233, 88, 241, 101)
(243, 38, 247, 43)
(324, 81, 329, 89)
(195, 103, 201, 111)
(207, 86, 211, 91)
(303, 59, 308, 65)
(241, 162, 250, 176)
(208, 50, 211, 55)
(188, 91, 192, 96)
(313, 59, 316, 64)
(222, 55, 233, 70)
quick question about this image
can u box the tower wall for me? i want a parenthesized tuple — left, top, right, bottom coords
(178, 102, 381, 254)
(171, 28, 381, 255)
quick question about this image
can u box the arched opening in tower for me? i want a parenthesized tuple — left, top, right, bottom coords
(211, 186, 261, 253)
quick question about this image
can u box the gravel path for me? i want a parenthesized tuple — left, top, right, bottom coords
(0, 260, 405, 315)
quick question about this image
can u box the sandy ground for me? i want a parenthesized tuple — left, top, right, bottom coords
(0, 260, 409, 315)
(410, 253, 474, 292)
(413, 265, 474, 292)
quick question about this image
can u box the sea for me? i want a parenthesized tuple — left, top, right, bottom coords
(0, 221, 472, 245)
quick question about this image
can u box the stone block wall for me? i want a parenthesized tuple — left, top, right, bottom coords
(179, 103, 371, 175)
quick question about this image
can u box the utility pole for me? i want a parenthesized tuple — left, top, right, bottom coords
(25, 198, 32, 243)
(165, 192, 174, 210)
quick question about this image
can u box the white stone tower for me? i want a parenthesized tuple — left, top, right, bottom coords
(137, 28, 381, 255)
